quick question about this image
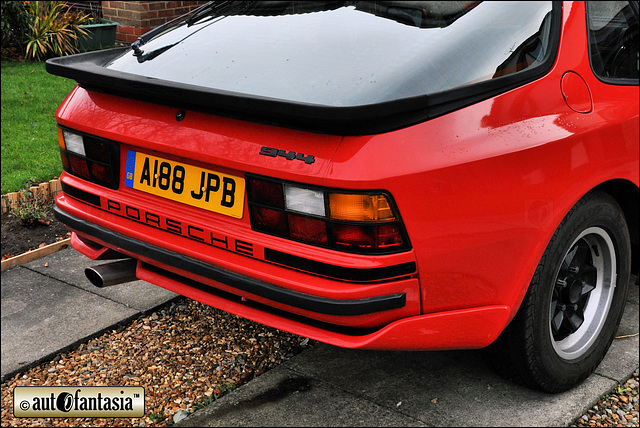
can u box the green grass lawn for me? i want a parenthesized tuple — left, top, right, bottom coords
(1, 61, 77, 194)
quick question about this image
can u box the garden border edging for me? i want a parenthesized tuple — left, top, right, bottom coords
(1, 178, 62, 214)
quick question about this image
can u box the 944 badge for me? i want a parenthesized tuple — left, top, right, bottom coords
(259, 147, 315, 164)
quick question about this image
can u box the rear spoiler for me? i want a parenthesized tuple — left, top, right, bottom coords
(47, 23, 558, 137)
(46, 47, 434, 135)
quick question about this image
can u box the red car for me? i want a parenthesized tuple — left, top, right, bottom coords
(47, 1, 638, 392)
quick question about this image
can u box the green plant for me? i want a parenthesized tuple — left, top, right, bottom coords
(220, 382, 236, 394)
(24, 1, 89, 61)
(192, 382, 237, 411)
(214, 382, 236, 399)
(616, 386, 632, 394)
(193, 395, 214, 411)
(149, 412, 164, 422)
(11, 188, 52, 226)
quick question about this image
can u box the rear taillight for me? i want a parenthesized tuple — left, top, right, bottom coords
(58, 127, 119, 189)
(247, 175, 410, 254)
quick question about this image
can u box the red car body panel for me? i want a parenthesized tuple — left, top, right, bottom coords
(52, 1, 638, 350)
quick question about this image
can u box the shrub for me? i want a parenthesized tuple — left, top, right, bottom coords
(24, 1, 89, 61)
(11, 189, 52, 227)
(0, 1, 32, 59)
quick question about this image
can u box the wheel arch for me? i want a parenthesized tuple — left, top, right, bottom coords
(508, 178, 638, 327)
(488, 184, 634, 392)
(591, 179, 639, 273)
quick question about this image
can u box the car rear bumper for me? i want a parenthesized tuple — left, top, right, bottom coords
(55, 199, 511, 350)
(56, 205, 407, 317)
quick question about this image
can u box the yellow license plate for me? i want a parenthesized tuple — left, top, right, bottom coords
(124, 150, 245, 219)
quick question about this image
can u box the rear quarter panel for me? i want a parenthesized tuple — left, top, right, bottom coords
(327, 1, 638, 318)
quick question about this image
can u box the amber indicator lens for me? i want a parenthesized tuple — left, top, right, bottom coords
(57, 127, 66, 149)
(329, 194, 396, 222)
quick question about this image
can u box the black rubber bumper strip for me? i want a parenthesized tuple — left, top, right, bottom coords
(61, 181, 101, 206)
(54, 206, 406, 316)
(264, 248, 416, 282)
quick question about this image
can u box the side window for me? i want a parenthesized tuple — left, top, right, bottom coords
(586, 1, 639, 83)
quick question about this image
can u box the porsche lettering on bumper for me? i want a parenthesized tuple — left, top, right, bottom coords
(105, 198, 255, 257)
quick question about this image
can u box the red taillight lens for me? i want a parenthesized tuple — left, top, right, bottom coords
(84, 139, 109, 160)
(60, 150, 70, 171)
(68, 154, 90, 178)
(331, 224, 405, 251)
(377, 224, 404, 248)
(249, 206, 288, 236)
(91, 162, 112, 185)
(247, 175, 410, 254)
(332, 224, 376, 249)
(248, 178, 284, 208)
(288, 214, 328, 245)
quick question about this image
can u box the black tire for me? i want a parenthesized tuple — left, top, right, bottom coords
(487, 191, 631, 392)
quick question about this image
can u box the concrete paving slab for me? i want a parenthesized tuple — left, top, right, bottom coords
(594, 283, 639, 380)
(23, 248, 178, 312)
(281, 346, 616, 427)
(178, 364, 428, 427)
(178, 283, 638, 427)
(1, 266, 138, 381)
(177, 343, 618, 427)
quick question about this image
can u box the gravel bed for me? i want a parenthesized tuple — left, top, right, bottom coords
(1, 298, 313, 427)
(573, 371, 640, 427)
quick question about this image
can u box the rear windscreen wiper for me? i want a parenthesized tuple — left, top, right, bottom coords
(131, 1, 231, 57)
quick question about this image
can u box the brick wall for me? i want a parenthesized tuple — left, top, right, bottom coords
(102, 1, 208, 43)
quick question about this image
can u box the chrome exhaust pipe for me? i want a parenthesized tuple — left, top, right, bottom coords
(85, 259, 138, 288)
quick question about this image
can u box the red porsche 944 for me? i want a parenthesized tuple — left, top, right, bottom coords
(47, 1, 638, 392)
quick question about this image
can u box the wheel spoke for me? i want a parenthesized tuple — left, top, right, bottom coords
(580, 281, 596, 296)
(569, 242, 590, 270)
(552, 310, 564, 334)
(562, 246, 578, 271)
(567, 312, 584, 333)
